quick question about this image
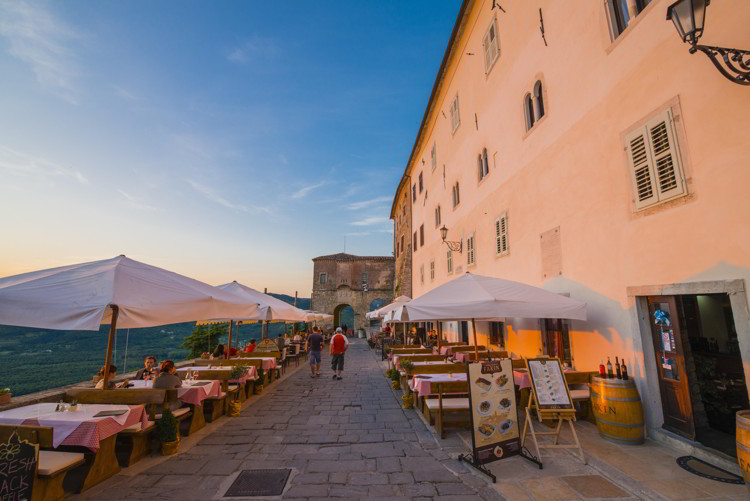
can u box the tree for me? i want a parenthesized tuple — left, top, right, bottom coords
(181, 323, 226, 358)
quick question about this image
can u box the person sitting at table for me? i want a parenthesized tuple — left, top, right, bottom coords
(152, 360, 182, 389)
(293, 332, 302, 342)
(135, 355, 158, 380)
(228, 346, 238, 358)
(95, 365, 130, 389)
(211, 344, 225, 359)
(244, 339, 257, 353)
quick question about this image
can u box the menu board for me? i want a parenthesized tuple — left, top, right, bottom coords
(527, 358, 574, 410)
(0, 432, 37, 500)
(467, 360, 520, 464)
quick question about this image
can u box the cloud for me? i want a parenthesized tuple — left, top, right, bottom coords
(291, 181, 326, 199)
(350, 216, 389, 227)
(345, 231, 371, 237)
(117, 189, 159, 212)
(226, 36, 282, 64)
(186, 179, 270, 214)
(0, 1, 82, 103)
(0, 145, 88, 184)
(346, 196, 392, 210)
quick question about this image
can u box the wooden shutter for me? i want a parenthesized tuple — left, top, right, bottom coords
(625, 125, 659, 210)
(495, 214, 508, 255)
(467, 235, 475, 265)
(646, 110, 685, 201)
(447, 249, 452, 273)
(431, 143, 437, 171)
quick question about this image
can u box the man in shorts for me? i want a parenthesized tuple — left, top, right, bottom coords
(308, 327, 324, 378)
(330, 327, 349, 380)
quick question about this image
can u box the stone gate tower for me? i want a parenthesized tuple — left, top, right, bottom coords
(310, 253, 395, 329)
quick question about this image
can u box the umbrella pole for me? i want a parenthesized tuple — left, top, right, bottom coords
(437, 322, 442, 351)
(102, 305, 120, 390)
(227, 321, 233, 359)
(471, 318, 479, 361)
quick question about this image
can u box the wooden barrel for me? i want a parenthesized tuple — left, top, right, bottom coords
(590, 376, 644, 445)
(735, 410, 750, 488)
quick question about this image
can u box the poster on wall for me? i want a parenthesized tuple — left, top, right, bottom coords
(466, 359, 520, 464)
(0, 432, 38, 500)
(527, 358, 574, 411)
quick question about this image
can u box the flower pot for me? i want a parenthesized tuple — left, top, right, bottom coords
(0, 393, 10, 405)
(254, 385, 264, 395)
(161, 437, 180, 456)
(68, 404, 79, 412)
(391, 380, 401, 390)
(402, 394, 414, 409)
(228, 400, 242, 417)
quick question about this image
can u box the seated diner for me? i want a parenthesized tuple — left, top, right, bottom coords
(152, 360, 182, 389)
(211, 344, 225, 359)
(135, 355, 158, 380)
(95, 365, 129, 389)
(244, 339, 257, 353)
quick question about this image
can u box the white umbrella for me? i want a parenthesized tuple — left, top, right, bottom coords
(368, 295, 411, 320)
(217, 282, 308, 322)
(0, 255, 259, 388)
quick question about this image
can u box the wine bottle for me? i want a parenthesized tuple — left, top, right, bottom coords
(615, 357, 622, 379)
(621, 359, 629, 380)
(607, 357, 614, 378)
(599, 360, 606, 377)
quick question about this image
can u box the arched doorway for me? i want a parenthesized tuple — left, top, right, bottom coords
(333, 304, 355, 331)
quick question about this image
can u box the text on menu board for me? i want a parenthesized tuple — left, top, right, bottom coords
(0, 432, 37, 501)
(527, 358, 573, 410)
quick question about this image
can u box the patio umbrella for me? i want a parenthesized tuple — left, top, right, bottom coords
(0, 255, 259, 388)
(392, 272, 587, 358)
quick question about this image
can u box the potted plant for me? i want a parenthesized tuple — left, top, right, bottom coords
(390, 368, 401, 390)
(68, 399, 79, 411)
(254, 367, 265, 395)
(157, 408, 180, 455)
(0, 388, 10, 405)
(400, 360, 414, 375)
(228, 365, 247, 416)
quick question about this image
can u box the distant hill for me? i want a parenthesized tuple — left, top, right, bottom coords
(268, 293, 311, 310)
(0, 293, 311, 397)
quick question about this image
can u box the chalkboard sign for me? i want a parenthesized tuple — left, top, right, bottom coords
(0, 432, 38, 501)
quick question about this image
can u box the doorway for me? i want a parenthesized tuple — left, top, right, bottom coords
(647, 293, 748, 457)
(333, 304, 355, 331)
(459, 321, 469, 343)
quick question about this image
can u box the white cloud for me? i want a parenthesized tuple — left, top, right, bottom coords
(0, 1, 82, 103)
(291, 181, 326, 199)
(345, 231, 371, 237)
(226, 36, 282, 64)
(117, 189, 159, 212)
(186, 179, 270, 214)
(350, 216, 389, 226)
(0, 145, 88, 184)
(346, 196, 392, 210)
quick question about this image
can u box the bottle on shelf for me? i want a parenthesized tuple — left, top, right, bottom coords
(599, 360, 606, 377)
(607, 357, 614, 379)
(621, 358, 629, 380)
(615, 357, 622, 379)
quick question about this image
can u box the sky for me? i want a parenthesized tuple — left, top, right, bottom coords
(0, 0, 460, 296)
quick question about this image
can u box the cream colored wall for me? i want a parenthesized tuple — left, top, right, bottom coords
(404, 0, 750, 429)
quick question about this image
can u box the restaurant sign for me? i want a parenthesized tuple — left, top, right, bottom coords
(254, 339, 280, 353)
(0, 432, 37, 501)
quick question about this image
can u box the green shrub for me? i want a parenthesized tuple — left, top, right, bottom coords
(156, 408, 178, 443)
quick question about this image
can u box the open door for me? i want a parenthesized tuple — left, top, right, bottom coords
(647, 296, 695, 439)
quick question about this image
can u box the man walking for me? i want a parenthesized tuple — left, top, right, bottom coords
(308, 327, 324, 378)
(330, 327, 349, 380)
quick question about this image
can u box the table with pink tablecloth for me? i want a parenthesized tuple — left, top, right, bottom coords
(439, 346, 454, 356)
(452, 350, 487, 362)
(130, 379, 223, 406)
(409, 373, 467, 396)
(0, 403, 147, 452)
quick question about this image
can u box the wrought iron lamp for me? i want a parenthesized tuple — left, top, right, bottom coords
(666, 0, 750, 85)
(439, 225, 462, 253)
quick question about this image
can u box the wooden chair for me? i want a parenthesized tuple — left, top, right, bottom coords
(511, 359, 527, 369)
(64, 388, 169, 467)
(426, 381, 471, 439)
(0, 425, 85, 501)
(565, 371, 598, 422)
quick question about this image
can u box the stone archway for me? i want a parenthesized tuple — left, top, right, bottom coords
(333, 304, 355, 330)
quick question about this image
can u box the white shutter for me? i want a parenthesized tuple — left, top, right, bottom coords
(495, 214, 508, 255)
(467, 235, 475, 265)
(625, 125, 659, 210)
(447, 250, 453, 273)
(646, 110, 685, 201)
(483, 31, 492, 72)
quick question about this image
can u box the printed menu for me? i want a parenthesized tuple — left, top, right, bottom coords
(467, 359, 520, 464)
(527, 358, 573, 410)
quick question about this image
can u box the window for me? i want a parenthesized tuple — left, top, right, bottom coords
(467, 234, 476, 266)
(452, 182, 460, 208)
(420, 264, 425, 284)
(447, 249, 453, 274)
(361, 272, 368, 286)
(435, 205, 441, 228)
(419, 172, 424, 193)
(319, 272, 327, 285)
(489, 321, 505, 348)
(430, 260, 435, 281)
(495, 213, 508, 255)
(483, 19, 500, 73)
(413, 231, 418, 252)
(524, 80, 546, 132)
(412, 184, 416, 202)
(419, 224, 424, 246)
(400, 235, 404, 254)
(606, 0, 653, 40)
(542, 319, 571, 365)
(478, 148, 489, 181)
(625, 109, 686, 210)
(450, 94, 460, 132)
(431, 143, 437, 171)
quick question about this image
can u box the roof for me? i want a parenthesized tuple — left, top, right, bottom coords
(312, 253, 394, 262)
(390, 0, 473, 218)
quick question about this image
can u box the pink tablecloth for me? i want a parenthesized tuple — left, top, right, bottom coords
(439, 346, 453, 356)
(0, 403, 147, 452)
(130, 379, 223, 406)
(230, 366, 258, 385)
(410, 373, 467, 396)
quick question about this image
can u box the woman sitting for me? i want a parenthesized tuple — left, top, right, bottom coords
(244, 339, 257, 353)
(95, 365, 129, 389)
(152, 360, 183, 389)
(210, 344, 225, 360)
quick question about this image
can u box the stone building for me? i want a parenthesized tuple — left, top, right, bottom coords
(310, 253, 394, 329)
(390, 177, 412, 299)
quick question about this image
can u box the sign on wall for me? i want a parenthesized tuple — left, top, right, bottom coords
(0, 432, 38, 500)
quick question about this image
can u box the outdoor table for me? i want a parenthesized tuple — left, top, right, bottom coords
(129, 379, 222, 406)
(176, 365, 258, 384)
(409, 373, 467, 396)
(439, 346, 456, 356)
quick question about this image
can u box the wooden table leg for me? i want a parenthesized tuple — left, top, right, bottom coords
(79, 434, 121, 492)
(187, 404, 205, 435)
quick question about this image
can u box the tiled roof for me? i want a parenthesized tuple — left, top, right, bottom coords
(312, 253, 394, 262)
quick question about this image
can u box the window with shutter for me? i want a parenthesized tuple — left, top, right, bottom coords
(430, 260, 435, 280)
(435, 205, 441, 227)
(447, 249, 453, 274)
(420, 224, 424, 246)
(413, 231, 418, 251)
(420, 265, 425, 284)
(483, 20, 499, 73)
(467, 234, 476, 266)
(412, 184, 416, 202)
(431, 143, 437, 171)
(419, 172, 424, 193)
(451, 94, 460, 132)
(495, 213, 508, 255)
(625, 109, 685, 210)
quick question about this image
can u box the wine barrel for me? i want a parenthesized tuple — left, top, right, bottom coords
(735, 411, 750, 488)
(590, 376, 644, 445)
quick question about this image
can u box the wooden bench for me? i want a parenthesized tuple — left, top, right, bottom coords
(64, 388, 170, 467)
(237, 352, 281, 382)
(181, 369, 240, 422)
(450, 345, 487, 353)
(192, 359, 261, 399)
(460, 350, 508, 361)
(425, 381, 471, 439)
(0, 425, 85, 501)
(405, 364, 467, 421)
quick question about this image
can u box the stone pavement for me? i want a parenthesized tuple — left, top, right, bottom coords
(75, 339, 502, 500)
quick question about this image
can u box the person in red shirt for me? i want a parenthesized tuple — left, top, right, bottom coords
(244, 339, 257, 353)
(329, 327, 349, 380)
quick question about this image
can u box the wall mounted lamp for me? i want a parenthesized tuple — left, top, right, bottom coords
(666, 0, 750, 85)
(439, 225, 462, 253)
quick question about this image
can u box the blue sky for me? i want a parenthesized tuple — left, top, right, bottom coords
(0, 1, 460, 296)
